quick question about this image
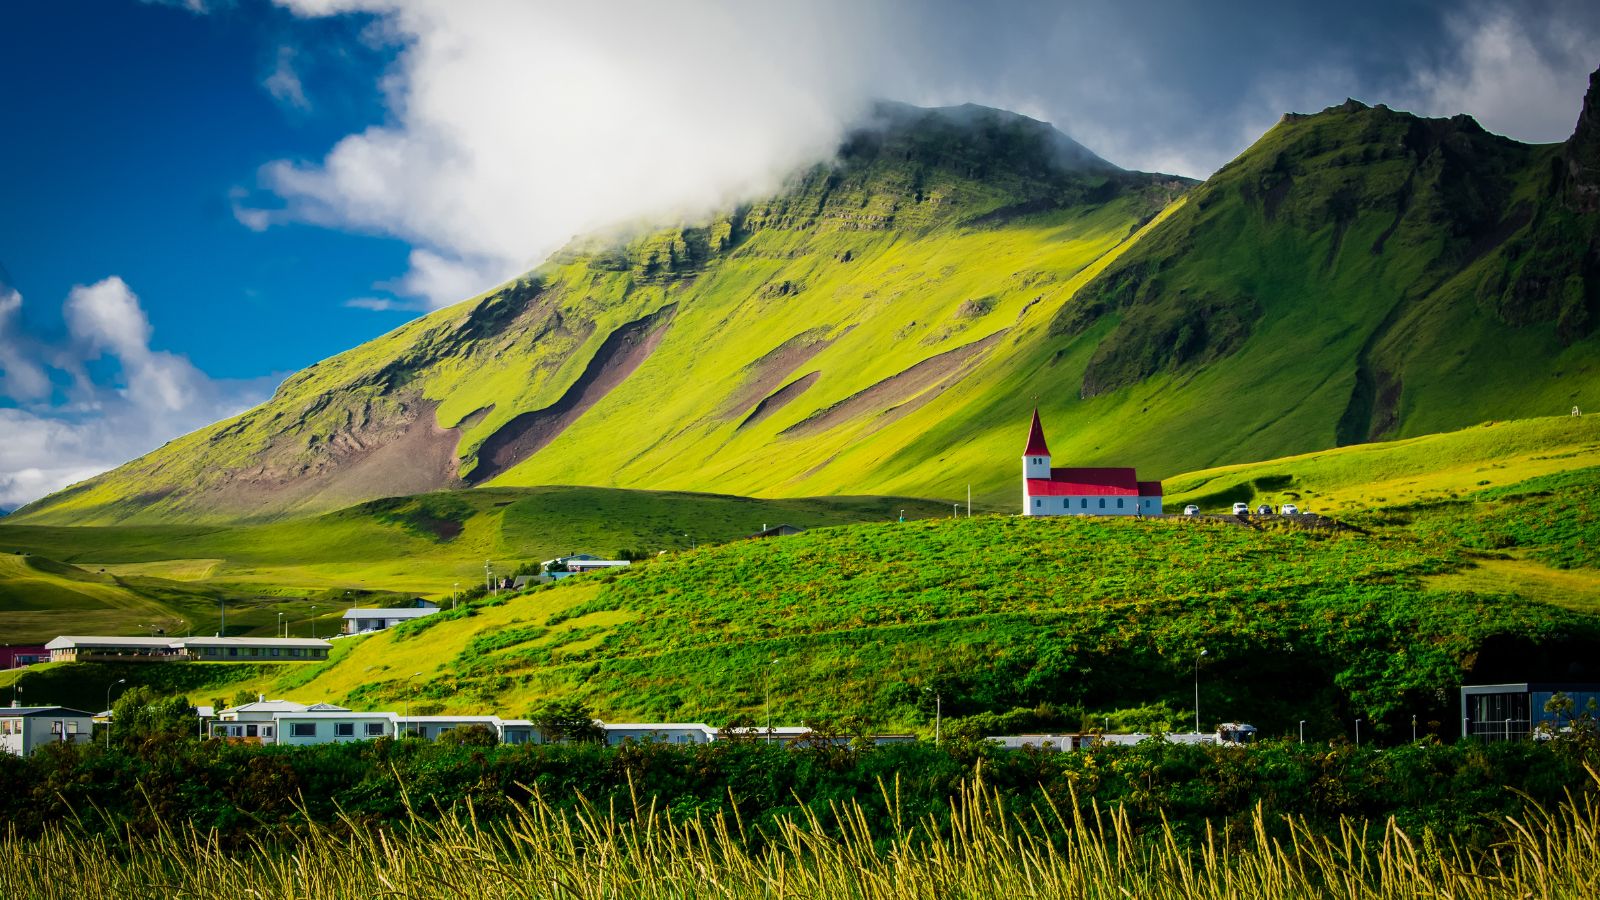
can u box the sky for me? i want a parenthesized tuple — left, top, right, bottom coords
(1, 0, 1597, 509)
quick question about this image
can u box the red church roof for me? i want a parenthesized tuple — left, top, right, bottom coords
(1027, 467, 1140, 496)
(1023, 409, 1051, 456)
(1137, 480, 1164, 496)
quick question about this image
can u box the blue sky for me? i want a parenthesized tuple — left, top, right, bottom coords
(1, 0, 1597, 507)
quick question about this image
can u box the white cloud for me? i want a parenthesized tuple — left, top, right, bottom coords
(265, 46, 311, 111)
(249, 0, 905, 309)
(1400, 6, 1600, 142)
(0, 278, 274, 509)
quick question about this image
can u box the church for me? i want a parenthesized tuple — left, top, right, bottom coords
(1021, 410, 1163, 516)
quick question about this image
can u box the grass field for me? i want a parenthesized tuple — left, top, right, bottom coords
(6, 416, 1600, 734)
(0, 487, 952, 642)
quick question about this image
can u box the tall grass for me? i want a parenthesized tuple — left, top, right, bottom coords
(5, 768, 1598, 899)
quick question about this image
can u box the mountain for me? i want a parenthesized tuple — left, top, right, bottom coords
(16, 79, 1600, 525)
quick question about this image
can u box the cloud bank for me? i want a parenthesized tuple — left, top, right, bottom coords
(244, 0, 904, 309)
(0, 276, 274, 510)
(242, 1, 1600, 311)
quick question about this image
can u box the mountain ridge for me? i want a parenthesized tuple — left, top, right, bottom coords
(16, 77, 1600, 525)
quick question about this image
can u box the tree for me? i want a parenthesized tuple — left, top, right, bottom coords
(529, 698, 603, 744)
(111, 686, 197, 748)
(437, 723, 498, 747)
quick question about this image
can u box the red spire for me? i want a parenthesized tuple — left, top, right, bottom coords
(1023, 409, 1051, 456)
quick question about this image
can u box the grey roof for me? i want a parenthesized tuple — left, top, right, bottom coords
(0, 706, 95, 718)
(45, 636, 174, 649)
(180, 637, 331, 648)
(341, 607, 439, 620)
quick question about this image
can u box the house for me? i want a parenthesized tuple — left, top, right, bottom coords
(2, 645, 49, 669)
(717, 725, 814, 744)
(1460, 682, 1600, 741)
(180, 637, 331, 661)
(603, 722, 719, 745)
(0, 707, 95, 756)
(275, 710, 397, 745)
(542, 554, 600, 572)
(747, 524, 805, 539)
(45, 635, 331, 663)
(1021, 410, 1162, 517)
(212, 699, 351, 743)
(340, 606, 440, 634)
(566, 559, 630, 575)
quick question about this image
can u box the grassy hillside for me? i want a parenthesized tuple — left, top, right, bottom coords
(8, 416, 1600, 737)
(1165, 414, 1600, 512)
(0, 487, 951, 642)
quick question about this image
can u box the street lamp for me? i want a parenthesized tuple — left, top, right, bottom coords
(1411, 714, 1417, 742)
(404, 672, 423, 731)
(277, 612, 285, 639)
(1355, 718, 1362, 747)
(924, 687, 942, 746)
(1299, 720, 1306, 744)
(453, 583, 460, 610)
(104, 678, 126, 748)
(1193, 649, 1208, 733)
(218, 597, 226, 636)
(763, 659, 778, 744)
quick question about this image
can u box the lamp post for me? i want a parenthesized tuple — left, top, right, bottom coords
(1299, 720, 1306, 744)
(404, 672, 422, 733)
(768, 656, 780, 739)
(453, 583, 460, 610)
(1193, 649, 1208, 733)
(1355, 718, 1362, 748)
(277, 612, 285, 639)
(218, 598, 226, 636)
(104, 678, 126, 748)
(308, 606, 319, 640)
(924, 688, 942, 746)
(1411, 714, 1417, 742)
(485, 560, 493, 594)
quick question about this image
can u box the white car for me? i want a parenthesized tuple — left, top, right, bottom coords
(1232, 502, 1250, 515)
(1282, 504, 1301, 515)
(1183, 504, 1200, 516)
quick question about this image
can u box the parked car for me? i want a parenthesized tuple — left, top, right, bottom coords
(1183, 504, 1200, 516)
(1232, 502, 1250, 515)
(1256, 504, 1273, 515)
(1281, 504, 1301, 515)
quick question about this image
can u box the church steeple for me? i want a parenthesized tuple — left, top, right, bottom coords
(1022, 409, 1051, 483)
(1023, 409, 1050, 457)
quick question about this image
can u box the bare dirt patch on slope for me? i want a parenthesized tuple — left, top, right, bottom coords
(197, 396, 466, 520)
(737, 371, 822, 431)
(781, 330, 1007, 439)
(717, 326, 848, 422)
(467, 305, 676, 484)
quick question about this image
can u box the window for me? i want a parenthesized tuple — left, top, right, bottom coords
(262, 727, 274, 738)
(66, 721, 78, 735)
(246, 724, 258, 737)
(1034, 499, 1041, 508)
(1080, 498, 1087, 508)
(1099, 498, 1105, 509)
(290, 723, 316, 738)
(228, 648, 239, 658)
(271, 648, 280, 657)
(1117, 498, 1124, 508)
(335, 723, 355, 737)
(365, 722, 386, 737)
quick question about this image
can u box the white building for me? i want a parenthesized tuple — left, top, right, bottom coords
(0, 707, 95, 756)
(603, 723, 719, 745)
(276, 711, 398, 746)
(1021, 410, 1162, 516)
(212, 699, 352, 743)
(566, 560, 630, 575)
(46, 635, 331, 663)
(340, 607, 440, 634)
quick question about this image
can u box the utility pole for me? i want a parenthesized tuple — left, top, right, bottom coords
(967, 485, 971, 517)
(1193, 649, 1207, 733)
(218, 598, 226, 637)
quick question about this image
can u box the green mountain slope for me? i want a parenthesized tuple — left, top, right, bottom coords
(17, 77, 1600, 525)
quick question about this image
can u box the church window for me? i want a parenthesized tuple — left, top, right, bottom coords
(1099, 498, 1105, 509)
(1117, 498, 1124, 508)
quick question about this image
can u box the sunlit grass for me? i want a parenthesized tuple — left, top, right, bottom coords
(4, 768, 1597, 899)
